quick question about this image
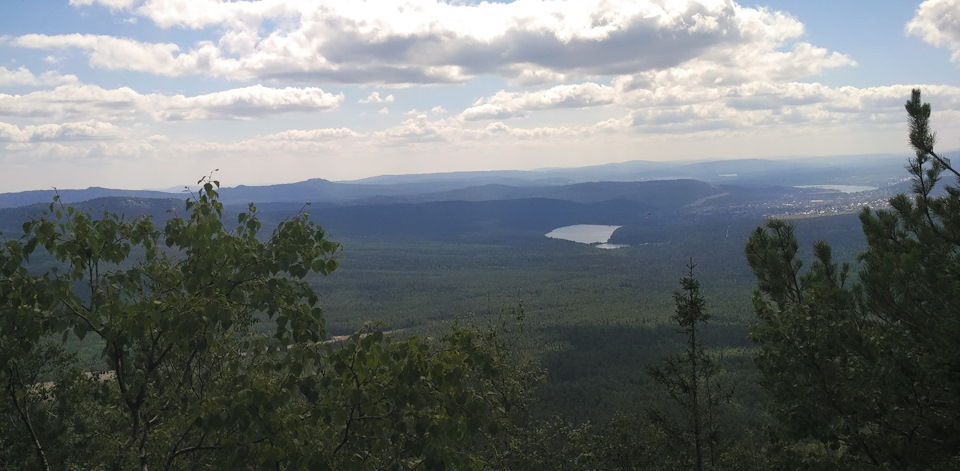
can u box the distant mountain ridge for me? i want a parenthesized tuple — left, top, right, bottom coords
(0, 179, 893, 243)
(347, 154, 906, 186)
(0, 188, 180, 210)
(0, 180, 731, 240)
(0, 155, 907, 209)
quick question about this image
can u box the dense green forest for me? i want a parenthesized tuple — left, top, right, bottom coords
(1, 90, 958, 469)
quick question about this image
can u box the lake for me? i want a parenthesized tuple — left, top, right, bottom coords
(545, 225, 628, 249)
(796, 184, 878, 193)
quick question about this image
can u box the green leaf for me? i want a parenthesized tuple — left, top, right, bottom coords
(74, 322, 88, 341)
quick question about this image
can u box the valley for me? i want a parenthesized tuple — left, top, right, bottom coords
(0, 156, 884, 423)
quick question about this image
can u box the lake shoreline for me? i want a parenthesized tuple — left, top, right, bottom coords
(546, 224, 628, 249)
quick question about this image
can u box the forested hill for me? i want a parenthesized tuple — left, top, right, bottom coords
(0, 178, 848, 241)
(0, 177, 734, 208)
(0, 188, 177, 210)
(0, 197, 183, 234)
(353, 179, 721, 205)
(0, 154, 906, 209)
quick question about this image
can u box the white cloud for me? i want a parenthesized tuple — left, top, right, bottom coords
(455, 81, 960, 136)
(0, 84, 144, 120)
(0, 120, 119, 143)
(259, 128, 356, 141)
(0, 66, 79, 87)
(378, 109, 612, 145)
(0, 83, 343, 121)
(377, 113, 454, 142)
(471, 121, 588, 140)
(136, 0, 299, 30)
(46, 0, 851, 85)
(69, 0, 137, 9)
(154, 85, 344, 120)
(459, 103, 525, 121)
(359, 91, 395, 104)
(908, 0, 960, 62)
(499, 66, 571, 86)
(612, 37, 854, 97)
(461, 83, 616, 121)
(13, 34, 243, 78)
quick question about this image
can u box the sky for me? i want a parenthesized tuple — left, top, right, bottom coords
(3, 0, 960, 191)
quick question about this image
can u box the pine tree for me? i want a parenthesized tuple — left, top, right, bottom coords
(646, 260, 730, 471)
(745, 89, 960, 468)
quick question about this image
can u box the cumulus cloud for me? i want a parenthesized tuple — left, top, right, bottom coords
(13, 34, 212, 77)
(258, 127, 357, 141)
(908, 0, 960, 62)
(361, 80, 960, 147)
(377, 113, 454, 142)
(469, 121, 587, 140)
(69, 0, 137, 9)
(377, 109, 613, 145)
(43, 0, 851, 85)
(612, 38, 854, 98)
(620, 83, 960, 133)
(136, 0, 299, 30)
(461, 83, 616, 120)
(0, 66, 79, 87)
(0, 120, 119, 142)
(460, 103, 523, 121)
(0, 84, 144, 120)
(359, 91, 395, 104)
(155, 85, 343, 120)
(0, 84, 343, 121)
(453, 81, 960, 139)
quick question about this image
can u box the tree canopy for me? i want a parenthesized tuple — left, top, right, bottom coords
(746, 89, 960, 469)
(0, 179, 527, 470)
